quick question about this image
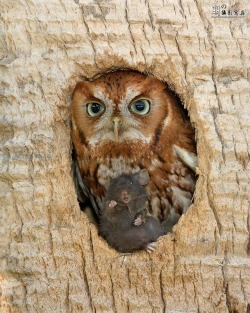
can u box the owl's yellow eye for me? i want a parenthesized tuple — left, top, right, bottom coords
(86, 102, 105, 117)
(130, 99, 150, 115)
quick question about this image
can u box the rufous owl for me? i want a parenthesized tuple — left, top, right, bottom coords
(72, 70, 197, 229)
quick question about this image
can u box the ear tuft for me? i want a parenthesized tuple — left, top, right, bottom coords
(72, 81, 89, 99)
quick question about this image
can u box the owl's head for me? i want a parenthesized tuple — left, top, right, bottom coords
(72, 70, 187, 148)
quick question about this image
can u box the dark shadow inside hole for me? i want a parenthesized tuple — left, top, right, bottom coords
(71, 69, 197, 251)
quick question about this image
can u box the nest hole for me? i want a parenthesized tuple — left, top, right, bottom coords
(71, 69, 197, 251)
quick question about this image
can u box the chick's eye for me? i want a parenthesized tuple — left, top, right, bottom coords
(130, 99, 150, 115)
(86, 102, 105, 116)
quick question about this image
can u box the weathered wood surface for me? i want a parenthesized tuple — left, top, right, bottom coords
(0, 0, 250, 312)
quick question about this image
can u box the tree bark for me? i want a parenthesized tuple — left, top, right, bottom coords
(1, 0, 250, 312)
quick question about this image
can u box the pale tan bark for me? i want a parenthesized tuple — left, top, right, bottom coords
(1, 0, 250, 312)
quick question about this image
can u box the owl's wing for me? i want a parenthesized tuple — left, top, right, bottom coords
(173, 145, 197, 172)
(72, 157, 87, 203)
(72, 158, 101, 216)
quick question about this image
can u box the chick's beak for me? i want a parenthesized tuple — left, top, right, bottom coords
(112, 117, 122, 142)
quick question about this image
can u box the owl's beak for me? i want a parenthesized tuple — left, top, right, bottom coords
(112, 117, 122, 142)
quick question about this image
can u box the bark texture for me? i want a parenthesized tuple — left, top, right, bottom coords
(1, 0, 250, 312)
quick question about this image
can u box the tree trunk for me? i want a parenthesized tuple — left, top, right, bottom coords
(1, 0, 250, 312)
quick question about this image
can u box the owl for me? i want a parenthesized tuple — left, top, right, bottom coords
(71, 70, 197, 228)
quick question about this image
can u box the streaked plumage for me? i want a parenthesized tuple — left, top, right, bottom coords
(72, 70, 197, 228)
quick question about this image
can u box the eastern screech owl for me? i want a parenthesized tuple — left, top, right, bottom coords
(72, 70, 197, 228)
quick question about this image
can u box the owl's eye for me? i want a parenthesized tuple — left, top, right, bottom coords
(86, 102, 105, 117)
(130, 99, 150, 115)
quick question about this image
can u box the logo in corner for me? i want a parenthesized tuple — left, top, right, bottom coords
(212, 4, 246, 18)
